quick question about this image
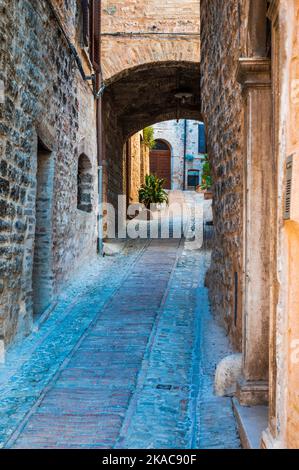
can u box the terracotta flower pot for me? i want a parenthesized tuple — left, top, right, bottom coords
(204, 190, 213, 200)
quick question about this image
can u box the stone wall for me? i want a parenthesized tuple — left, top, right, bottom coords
(128, 131, 149, 204)
(200, 0, 246, 349)
(128, 132, 142, 204)
(0, 0, 98, 346)
(140, 139, 150, 186)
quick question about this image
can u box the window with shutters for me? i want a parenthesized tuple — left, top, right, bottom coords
(198, 123, 206, 154)
(80, 0, 101, 70)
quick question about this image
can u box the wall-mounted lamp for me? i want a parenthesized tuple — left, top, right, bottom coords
(174, 89, 193, 105)
(174, 89, 193, 122)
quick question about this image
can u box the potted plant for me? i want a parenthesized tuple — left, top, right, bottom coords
(200, 154, 213, 199)
(138, 174, 169, 216)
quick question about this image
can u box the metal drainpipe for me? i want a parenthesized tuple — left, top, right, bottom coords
(96, 83, 104, 256)
(183, 119, 187, 190)
(96, 1, 104, 256)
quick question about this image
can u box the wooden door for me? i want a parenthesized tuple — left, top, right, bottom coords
(150, 144, 171, 189)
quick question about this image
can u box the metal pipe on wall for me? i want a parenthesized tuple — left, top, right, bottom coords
(96, 0, 104, 256)
(183, 119, 187, 190)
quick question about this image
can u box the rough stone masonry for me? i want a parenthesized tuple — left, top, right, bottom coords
(200, 0, 246, 350)
(0, 0, 98, 347)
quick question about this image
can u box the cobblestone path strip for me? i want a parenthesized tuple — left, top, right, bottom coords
(5, 239, 181, 449)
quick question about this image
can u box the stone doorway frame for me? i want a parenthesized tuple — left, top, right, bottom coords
(31, 121, 56, 319)
(236, 0, 275, 408)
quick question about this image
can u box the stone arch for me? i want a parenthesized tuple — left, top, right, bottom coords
(102, 41, 201, 84)
(103, 61, 201, 139)
(77, 153, 93, 213)
(101, 0, 200, 83)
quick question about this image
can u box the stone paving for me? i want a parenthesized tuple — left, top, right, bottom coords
(0, 198, 240, 449)
(0, 240, 147, 447)
(116, 249, 240, 449)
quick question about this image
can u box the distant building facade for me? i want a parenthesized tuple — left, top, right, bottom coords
(151, 120, 206, 190)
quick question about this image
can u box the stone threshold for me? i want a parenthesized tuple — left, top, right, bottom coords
(232, 398, 268, 449)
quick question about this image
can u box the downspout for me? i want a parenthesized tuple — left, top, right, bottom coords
(96, 0, 104, 255)
(96, 81, 104, 256)
(183, 119, 187, 190)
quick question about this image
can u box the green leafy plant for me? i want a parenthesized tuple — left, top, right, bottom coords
(143, 126, 156, 150)
(200, 154, 213, 190)
(139, 174, 169, 209)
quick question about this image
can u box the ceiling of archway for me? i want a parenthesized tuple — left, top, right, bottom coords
(103, 63, 201, 138)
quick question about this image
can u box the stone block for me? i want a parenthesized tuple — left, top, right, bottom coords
(215, 353, 242, 397)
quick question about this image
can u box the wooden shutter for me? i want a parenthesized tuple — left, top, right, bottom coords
(90, 0, 101, 71)
(198, 123, 206, 154)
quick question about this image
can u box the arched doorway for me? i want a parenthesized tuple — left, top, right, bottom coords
(150, 140, 171, 189)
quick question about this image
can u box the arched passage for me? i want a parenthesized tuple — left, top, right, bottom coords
(101, 61, 201, 209)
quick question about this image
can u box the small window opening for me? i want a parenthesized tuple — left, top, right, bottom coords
(77, 153, 93, 213)
(188, 169, 200, 188)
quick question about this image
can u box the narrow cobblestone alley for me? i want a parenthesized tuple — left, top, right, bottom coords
(0, 196, 240, 449)
(2, 0, 299, 454)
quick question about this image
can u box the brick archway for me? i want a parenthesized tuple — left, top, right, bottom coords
(101, 0, 200, 84)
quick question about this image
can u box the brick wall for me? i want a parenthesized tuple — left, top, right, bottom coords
(102, 92, 125, 210)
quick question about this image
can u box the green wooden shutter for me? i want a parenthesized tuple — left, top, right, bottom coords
(198, 123, 206, 154)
